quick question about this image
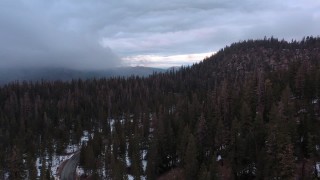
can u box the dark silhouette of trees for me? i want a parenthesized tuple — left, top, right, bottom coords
(0, 37, 320, 179)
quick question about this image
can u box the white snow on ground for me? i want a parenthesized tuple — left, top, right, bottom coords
(142, 160, 147, 172)
(298, 108, 307, 114)
(76, 166, 85, 177)
(142, 149, 148, 172)
(4, 172, 9, 179)
(35, 157, 42, 177)
(142, 150, 147, 159)
(216, 155, 222, 161)
(102, 167, 107, 178)
(316, 162, 320, 177)
(51, 154, 74, 178)
(125, 141, 132, 167)
(38, 114, 153, 179)
(65, 144, 80, 154)
(237, 163, 257, 176)
(128, 175, 146, 180)
(109, 118, 129, 132)
(312, 98, 319, 104)
(126, 151, 131, 167)
(36, 153, 74, 178)
(80, 130, 91, 145)
(35, 130, 90, 179)
(109, 119, 115, 132)
(74, 131, 91, 178)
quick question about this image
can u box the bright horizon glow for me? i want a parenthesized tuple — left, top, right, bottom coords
(122, 52, 215, 68)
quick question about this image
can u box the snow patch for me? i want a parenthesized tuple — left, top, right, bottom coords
(80, 130, 90, 145)
(316, 162, 320, 177)
(141, 149, 148, 172)
(216, 155, 222, 161)
(35, 130, 91, 179)
(65, 144, 79, 154)
(298, 108, 307, 114)
(126, 152, 131, 167)
(76, 166, 85, 177)
(128, 175, 146, 180)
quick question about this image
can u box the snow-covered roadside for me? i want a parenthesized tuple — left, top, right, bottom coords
(35, 150, 77, 179)
(35, 130, 90, 179)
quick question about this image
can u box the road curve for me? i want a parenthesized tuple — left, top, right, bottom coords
(60, 152, 80, 180)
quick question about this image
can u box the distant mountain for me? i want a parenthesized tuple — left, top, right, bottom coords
(167, 66, 182, 72)
(0, 66, 166, 85)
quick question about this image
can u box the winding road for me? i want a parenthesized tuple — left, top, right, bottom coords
(60, 152, 80, 180)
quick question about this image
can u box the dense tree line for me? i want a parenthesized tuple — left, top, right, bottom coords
(0, 37, 320, 179)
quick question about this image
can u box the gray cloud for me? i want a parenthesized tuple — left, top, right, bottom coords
(0, 0, 120, 70)
(99, 0, 320, 55)
(1, 0, 320, 69)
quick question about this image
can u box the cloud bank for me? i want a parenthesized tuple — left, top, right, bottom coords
(1, 0, 320, 68)
(0, 0, 120, 70)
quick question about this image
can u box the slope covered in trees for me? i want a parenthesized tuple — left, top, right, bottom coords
(0, 37, 320, 179)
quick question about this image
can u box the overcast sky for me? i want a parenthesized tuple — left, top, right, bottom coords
(1, 0, 320, 69)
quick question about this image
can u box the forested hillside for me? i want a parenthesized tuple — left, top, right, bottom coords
(0, 37, 320, 179)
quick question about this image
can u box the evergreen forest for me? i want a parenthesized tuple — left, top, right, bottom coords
(1, 37, 320, 179)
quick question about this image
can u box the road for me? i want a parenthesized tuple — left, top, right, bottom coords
(60, 152, 80, 180)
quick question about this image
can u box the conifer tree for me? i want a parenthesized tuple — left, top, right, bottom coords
(146, 138, 159, 179)
(8, 146, 24, 179)
(198, 163, 211, 180)
(26, 156, 37, 180)
(184, 134, 198, 180)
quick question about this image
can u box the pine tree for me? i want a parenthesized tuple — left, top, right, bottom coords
(26, 156, 37, 180)
(278, 143, 295, 179)
(266, 103, 295, 179)
(209, 156, 219, 180)
(198, 163, 210, 180)
(110, 152, 127, 180)
(215, 117, 228, 153)
(230, 118, 241, 178)
(45, 168, 51, 180)
(85, 143, 96, 173)
(8, 146, 24, 179)
(131, 126, 143, 179)
(146, 139, 159, 179)
(40, 158, 47, 180)
(184, 134, 198, 180)
(178, 125, 190, 166)
(197, 113, 210, 162)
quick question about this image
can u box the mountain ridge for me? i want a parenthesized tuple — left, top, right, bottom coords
(0, 66, 167, 85)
